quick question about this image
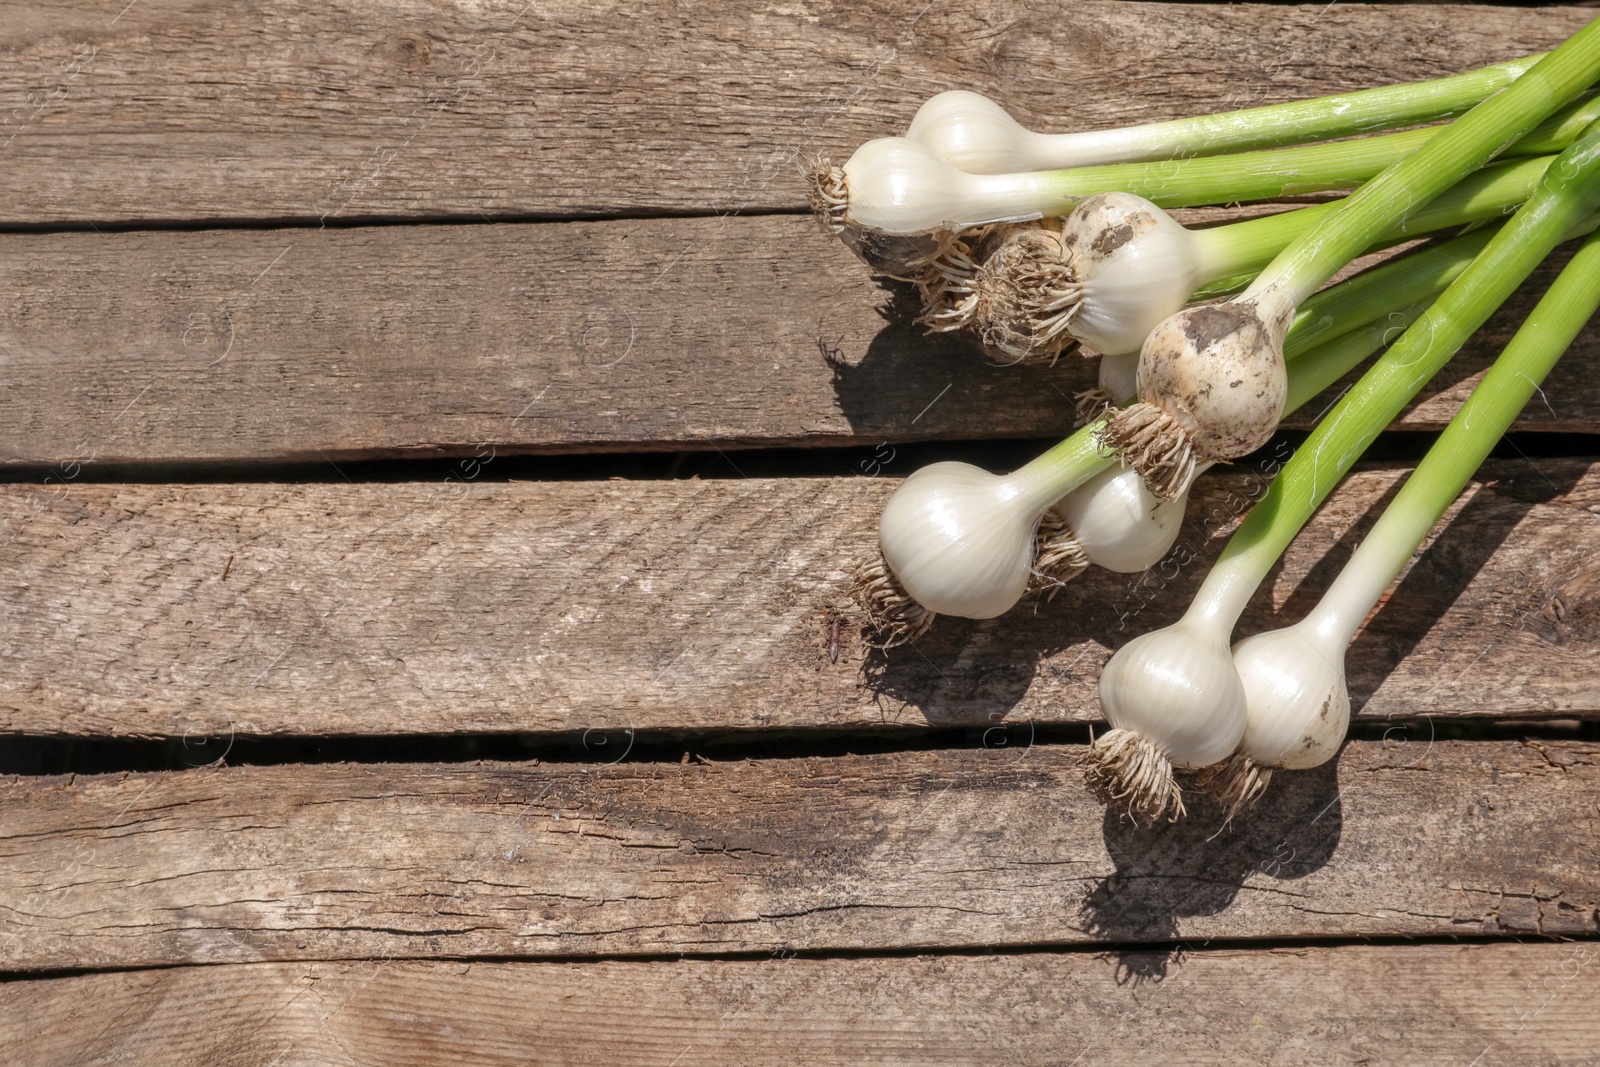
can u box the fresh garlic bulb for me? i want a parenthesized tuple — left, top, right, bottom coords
(1230, 621, 1351, 770)
(1103, 287, 1295, 499)
(1055, 464, 1189, 574)
(1089, 615, 1249, 823)
(1196, 617, 1352, 817)
(811, 137, 1063, 237)
(876, 461, 1056, 619)
(1056, 194, 1208, 355)
(972, 193, 1211, 364)
(905, 91, 1047, 175)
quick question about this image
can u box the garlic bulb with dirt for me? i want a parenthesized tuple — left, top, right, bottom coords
(973, 193, 1209, 362)
(1101, 289, 1296, 500)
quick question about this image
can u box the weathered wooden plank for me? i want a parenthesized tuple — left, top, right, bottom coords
(3, 943, 1598, 1065)
(0, 742, 1596, 971)
(0, 1, 1588, 225)
(2, 220, 1597, 467)
(4, 461, 1599, 739)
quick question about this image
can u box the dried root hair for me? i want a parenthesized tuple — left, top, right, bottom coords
(914, 232, 987, 332)
(1029, 508, 1090, 598)
(972, 227, 1085, 365)
(1082, 728, 1187, 825)
(1072, 385, 1117, 428)
(915, 222, 1044, 333)
(1193, 753, 1272, 827)
(1099, 402, 1196, 501)
(808, 156, 849, 234)
(850, 554, 936, 648)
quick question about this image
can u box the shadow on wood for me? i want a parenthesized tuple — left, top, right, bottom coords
(1080, 760, 1344, 983)
(825, 276, 1091, 442)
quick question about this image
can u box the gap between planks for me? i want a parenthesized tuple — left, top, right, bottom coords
(4, 460, 1600, 738)
(1, 943, 1597, 1066)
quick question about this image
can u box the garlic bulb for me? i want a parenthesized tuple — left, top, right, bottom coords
(973, 193, 1208, 364)
(905, 91, 1049, 175)
(810, 137, 1066, 237)
(875, 461, 1058, 620)
(1089, 615, 1249, 823)
(1054, 194, 1209, 356)
(1103, 288, 1295, 499)
(1231, 621, 1351, 769)
(1195, 600, 1354, 817)
(1056, 464, 1190, 574)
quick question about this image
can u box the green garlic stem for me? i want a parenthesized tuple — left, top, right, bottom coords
(1012, 412, 1116, 508)
(1188, 156, 1550, 282)
(1283, 227, 1496, 354)
(1282, 303, 1429, 414)
(1192, 118, 1600, 629)
(1311, 227, 1600, 643)
(1023, 90, 1597, 215)
(1023, 54, 1546, 167)
(1249, 18, 1600, 306)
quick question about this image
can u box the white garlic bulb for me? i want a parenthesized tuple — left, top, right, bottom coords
(905, 91, 1045, 175)
(1230, 620, 1351, 770)
(818, 137, 1063, 236)
(1056, 464, 1188, 574)
(1057, 193, 1207, 357)
(877, 461, 1056, 619)
(1097, 616, 1249, 771)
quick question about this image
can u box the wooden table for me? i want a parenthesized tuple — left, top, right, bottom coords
(3, 1, 1598, 1062)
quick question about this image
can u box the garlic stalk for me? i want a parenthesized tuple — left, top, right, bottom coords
(1089, 117, 1600, 824)
(1102, 27, 1600, 501)
(903, 58, 1543, 174)
(1203, 223, 1600, 818)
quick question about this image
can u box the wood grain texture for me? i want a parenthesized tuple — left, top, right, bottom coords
(1, 741, 1597, 971)
(0, 1, 1589, 225)
(5, 461, 1600, 739)
(3, 943, 1599, 1065)
(2, 220, 1597, 466)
